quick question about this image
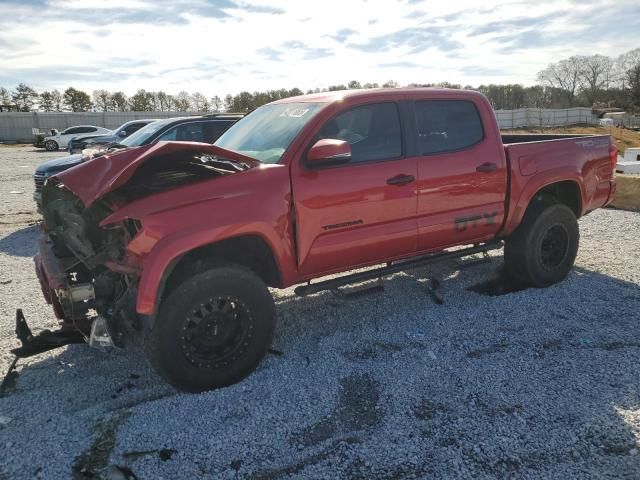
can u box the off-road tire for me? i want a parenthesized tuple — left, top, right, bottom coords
(504, 203, 579, 287)
(44, 140, 58, 151)
(145, 265, 276, 392)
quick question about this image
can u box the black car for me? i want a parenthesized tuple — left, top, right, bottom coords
(67, 119, 158, 154)
(33, 114, 243, 208)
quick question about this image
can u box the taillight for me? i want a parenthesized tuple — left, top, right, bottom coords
(609, 145, 618, 172)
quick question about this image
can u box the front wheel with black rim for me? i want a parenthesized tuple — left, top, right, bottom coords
(144, 265, 276, 392)
(504, 203, 579, 287)
(44, 140, 58, 151)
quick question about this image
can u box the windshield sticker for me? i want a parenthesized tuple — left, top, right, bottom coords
(279, 107, 310, 118)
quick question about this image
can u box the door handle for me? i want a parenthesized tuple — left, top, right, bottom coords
(386, 174, 415, 186)
(476, 162, 498, 173)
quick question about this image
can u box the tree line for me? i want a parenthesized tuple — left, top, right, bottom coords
(1, 47, 638, 114)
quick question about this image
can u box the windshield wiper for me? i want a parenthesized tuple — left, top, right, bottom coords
(196, 153, 251, 171)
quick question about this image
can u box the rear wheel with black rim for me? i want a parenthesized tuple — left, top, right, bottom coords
(504, 203, 579, 287)
(145, 265, 276, 392)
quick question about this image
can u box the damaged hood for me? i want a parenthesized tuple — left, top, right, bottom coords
(53, 142, 260, 207)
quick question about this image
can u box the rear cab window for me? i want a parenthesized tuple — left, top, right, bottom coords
(414, 100, 483, 155)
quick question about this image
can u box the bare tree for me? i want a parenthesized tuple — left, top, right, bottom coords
(50, 90, 63, 111)
(39, 91, 55, 111)
(174, 91, 192, 111)
(92, 89, 112, 111)
(157, 91, 172, 111)
(111, 91, 128, 112)
(0, 87, 11, 105)
(616, 48, 640, 89)
(536, 56, 582, 106)
(578, 54, 614, 105)
(210, 95, 223, 112)
(12, 83, 39, 111)
(191, 92, 208, 112)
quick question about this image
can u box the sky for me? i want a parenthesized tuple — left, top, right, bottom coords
(0, 0, 639, 98)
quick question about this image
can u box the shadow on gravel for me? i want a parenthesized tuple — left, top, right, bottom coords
(3, 258, 640, 478)
(0, 224, 39, 257)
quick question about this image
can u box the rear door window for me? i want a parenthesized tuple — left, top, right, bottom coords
(319, 103, 402, 163)
(158, 122, 205, 142)
(76, 127, 97, 134)
(414, 100, 483, 155)
(123, 123, 145, 136)
(203, 120, 234, 143)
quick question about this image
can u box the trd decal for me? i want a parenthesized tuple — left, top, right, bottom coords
(322, 220, 364, 230)
(455, 212, 497, 232)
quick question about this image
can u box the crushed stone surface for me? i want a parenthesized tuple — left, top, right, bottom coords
(0, 146, 638, 479)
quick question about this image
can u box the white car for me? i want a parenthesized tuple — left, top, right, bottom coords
(43, 125, 112, 151)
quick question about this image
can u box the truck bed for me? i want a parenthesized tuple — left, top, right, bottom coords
(501, 133, 595, 144)
(500, 133, 614, 235)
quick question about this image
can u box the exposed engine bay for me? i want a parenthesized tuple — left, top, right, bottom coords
(24, 144, 254, 355)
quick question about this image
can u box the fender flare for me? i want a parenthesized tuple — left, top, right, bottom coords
(134, 225, 285, 316)
(504, 172, 584, 235)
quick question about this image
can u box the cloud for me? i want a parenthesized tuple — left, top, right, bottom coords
(2, 0, 281, 27)
(256, 47, 283, 61)
(281, 41, 333, 59)
(0, 0, 639, 97)
(378, 61, 419, 68)
(459, 65, 507, 77)
(467, 12, 564, 37)
(326, 28, 357, 43)
(235, 2, 285, 14)
(348, 26, 462, 54)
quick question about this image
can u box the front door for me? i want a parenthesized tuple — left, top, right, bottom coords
(292, 102, 418, 277)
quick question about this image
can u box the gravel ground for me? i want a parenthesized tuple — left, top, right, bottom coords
(0, 145, 639, 479)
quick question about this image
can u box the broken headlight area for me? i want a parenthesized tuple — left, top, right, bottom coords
(29, 181, 143, 355)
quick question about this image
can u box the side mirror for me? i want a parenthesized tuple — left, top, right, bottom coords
(307, 139, 351, 166)
(118, 130, 127, 137)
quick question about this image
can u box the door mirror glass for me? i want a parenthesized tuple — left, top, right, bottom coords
(307, 139, 351, 166)
(118, 130, 127, 137)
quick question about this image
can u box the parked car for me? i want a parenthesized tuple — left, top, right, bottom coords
(33, 114, 242, 208)
(67, 119, 158, 153)
(22, 88, 617, 393)
(42, 125, 112, 151)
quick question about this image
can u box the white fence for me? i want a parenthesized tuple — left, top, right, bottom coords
(0, 107, 601, 142)
(495, 107, 597, 129)
(0, 111, 201, 142)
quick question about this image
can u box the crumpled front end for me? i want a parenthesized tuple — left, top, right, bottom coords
(35, 181, 140, 348)
(29, 142, 257, 352)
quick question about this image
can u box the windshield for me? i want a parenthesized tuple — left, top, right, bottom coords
(120, 118, 183, 147)
(214, 102, 324, 163)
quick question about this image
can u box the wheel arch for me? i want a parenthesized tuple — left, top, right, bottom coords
(137, 233, 283, 319)
(504, 178, 584, 235)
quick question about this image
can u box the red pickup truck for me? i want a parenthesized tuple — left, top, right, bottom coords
(22, 88, 616, 392)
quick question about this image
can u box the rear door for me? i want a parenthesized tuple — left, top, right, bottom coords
(411, 99, 507, 251)
(291, 101, 418, 277)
